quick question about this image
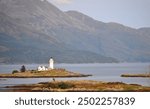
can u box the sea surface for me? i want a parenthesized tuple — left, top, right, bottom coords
(0, 63, 150, 89)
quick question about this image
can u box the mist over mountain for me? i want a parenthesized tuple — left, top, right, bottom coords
(0, 0, 150, 63)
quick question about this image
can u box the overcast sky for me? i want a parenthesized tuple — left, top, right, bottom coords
(48, 0, 150, 28)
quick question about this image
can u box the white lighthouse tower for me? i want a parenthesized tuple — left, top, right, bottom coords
(49, 57, 54, 69)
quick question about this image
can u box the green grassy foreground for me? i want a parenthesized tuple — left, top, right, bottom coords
(5, 80, 150, 92)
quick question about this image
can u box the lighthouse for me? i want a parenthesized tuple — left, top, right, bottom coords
(49, 57, 54, 69)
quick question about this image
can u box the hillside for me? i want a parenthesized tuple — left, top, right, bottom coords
(0, 0, 150, 63)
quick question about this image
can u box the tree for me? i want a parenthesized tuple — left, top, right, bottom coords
(20, 65, 26, 72)
(12, 70, 19, 74)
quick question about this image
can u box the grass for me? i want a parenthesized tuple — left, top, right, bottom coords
(121, 73, 150, 78)
(42, 82, 75, 89)
(5, 80, 150, 92)
(0, 69, 91, 78)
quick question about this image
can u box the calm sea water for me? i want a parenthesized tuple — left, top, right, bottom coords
(0, 63, 150, 88)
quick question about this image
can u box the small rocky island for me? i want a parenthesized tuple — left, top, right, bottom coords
(0, 69, 91, 78)
(121, 73, 150, 78)
(0, 58, 91, 78)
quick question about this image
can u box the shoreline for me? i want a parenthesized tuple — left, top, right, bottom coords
(3, 80, 150, 92)
(0, 69, 92, 78)
(0, 75, 91, 78)
(121, 73, 150, 78)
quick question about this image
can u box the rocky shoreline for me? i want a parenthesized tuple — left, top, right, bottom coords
(121, 73, 150, 78)
(3, 80, 150, 92)
(0, 69, 91, 78)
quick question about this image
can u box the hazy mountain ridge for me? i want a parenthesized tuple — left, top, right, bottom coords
(66, 11, 150, 62)
(0, 0, 150, 63)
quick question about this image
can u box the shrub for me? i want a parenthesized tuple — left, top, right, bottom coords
(31, 70, 37, 73)
(44, 82, 75, 89)
(58, 82, 74, 89)
(12, 70, 19, 74)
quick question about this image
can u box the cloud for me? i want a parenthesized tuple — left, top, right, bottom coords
(48, 0, 73, 5)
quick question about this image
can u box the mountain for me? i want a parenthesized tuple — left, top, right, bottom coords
(0, 0, 150, 63)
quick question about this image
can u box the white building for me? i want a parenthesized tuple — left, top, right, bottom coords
(38, 66, 48, 71)
(49, 57, 54, 69)
(37, 57, 54, 71)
